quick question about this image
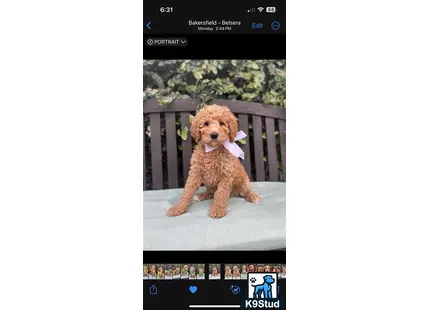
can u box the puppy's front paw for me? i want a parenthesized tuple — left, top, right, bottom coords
(209, 206, 227, 219)
(167, 205, 187, 217)
(245, 192, 260, 203)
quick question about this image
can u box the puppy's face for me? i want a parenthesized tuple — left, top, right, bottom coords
(191, 105, 238, 146)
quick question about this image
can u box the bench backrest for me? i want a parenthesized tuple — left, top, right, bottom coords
(143, 99, 286, 190)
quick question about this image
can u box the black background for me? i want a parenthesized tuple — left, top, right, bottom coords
(143, 0, 285, 59)
(143, 34, 285, 59)
(143, 252, 286, 309)
(143, 251, 286, 264)
(143, 0, 285, 35)
(143, 1, 286, 308)
(143, 280, 286, 310)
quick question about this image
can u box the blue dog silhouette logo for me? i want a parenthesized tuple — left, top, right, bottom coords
(247, 272, 278, 299)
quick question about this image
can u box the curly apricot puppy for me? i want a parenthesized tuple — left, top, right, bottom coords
(167, 104, 260, 219)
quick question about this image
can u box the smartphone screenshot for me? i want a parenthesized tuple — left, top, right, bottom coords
(143, 1, 286, 309)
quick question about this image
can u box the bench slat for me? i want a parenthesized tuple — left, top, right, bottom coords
(144, 99, 199, 113)
(181, 112, 193, 184)
(238, 114, 251, 176)
(165, 112, 179, 188)
(150, 113, 163, 190)
(143, 99, 286, 120)
(278, 120, 286, 181)
(212, 99, 286, 120)
(252, 115, 265, 181)
(143, 114, 147, 190)
(265, 117, 278, 181)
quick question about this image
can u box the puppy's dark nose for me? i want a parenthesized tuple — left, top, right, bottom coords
(210, 132, 218, 140)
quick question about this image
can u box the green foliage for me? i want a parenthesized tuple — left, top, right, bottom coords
(143, 60, 286, 106)
(177, 126, 189, 141)
(262, 131, 279, 139)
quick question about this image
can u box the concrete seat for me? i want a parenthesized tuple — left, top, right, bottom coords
(143, 182, 286, 251)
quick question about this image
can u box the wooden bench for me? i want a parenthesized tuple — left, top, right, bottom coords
(143, 99, 286, 190)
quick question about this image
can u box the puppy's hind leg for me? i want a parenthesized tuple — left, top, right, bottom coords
(244, 191, 260, 203)
(235, 181, 260, 203)
(194, 190, 214, 202)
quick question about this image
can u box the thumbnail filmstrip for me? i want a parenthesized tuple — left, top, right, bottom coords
(222, 264, 286, 280)
(143, 263, 286, 280)
(143, 264, 206, 280)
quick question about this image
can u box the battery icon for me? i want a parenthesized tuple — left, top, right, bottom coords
(266, 7, 276, 13)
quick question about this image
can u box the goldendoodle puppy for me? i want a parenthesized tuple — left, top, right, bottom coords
(167, 104, 260, 218)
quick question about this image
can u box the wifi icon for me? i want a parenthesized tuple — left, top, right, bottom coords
(257, 7, 264, 12)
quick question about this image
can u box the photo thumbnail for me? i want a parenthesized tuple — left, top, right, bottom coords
(232, 264, 241, 279)
(209, 264, 221, 280)
(196, 264, 205, 279)
(164, 264, 173, 280)
(240, 264, 249, 279)
(181, 264, 189, 279)
(281, 264, 286, 278)
(148, 264, 156, 280)
(143, 264, 149, 279)
(172, 264, 181, 279)
(189, 264, 197, 280)
(156, 264, 165, 280)
(224, 264, 233, 280)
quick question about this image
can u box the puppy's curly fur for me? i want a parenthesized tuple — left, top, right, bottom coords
(167, 104, 260, 219)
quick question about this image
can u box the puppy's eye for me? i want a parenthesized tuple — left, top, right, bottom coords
(203, 122, 209, 126)
(219, 122, 225, 126)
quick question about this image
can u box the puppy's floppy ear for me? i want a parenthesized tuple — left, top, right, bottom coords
(228, 112, 238, 143)
(190, 113, 201, 142)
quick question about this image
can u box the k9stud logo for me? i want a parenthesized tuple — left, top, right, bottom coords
(245, 273, 280, 308)
(248, 273, 278, 299)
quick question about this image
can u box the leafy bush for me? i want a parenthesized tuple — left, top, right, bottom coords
(143, 60, 286, 106)
(143, 60, 286, 189)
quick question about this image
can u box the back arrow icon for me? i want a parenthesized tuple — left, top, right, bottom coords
(146, 21, 151, 29)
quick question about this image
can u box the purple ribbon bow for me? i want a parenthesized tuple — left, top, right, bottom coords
(205, 130, 247, 159)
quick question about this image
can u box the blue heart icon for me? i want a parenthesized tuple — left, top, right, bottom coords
(189, 285, 198, 294)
